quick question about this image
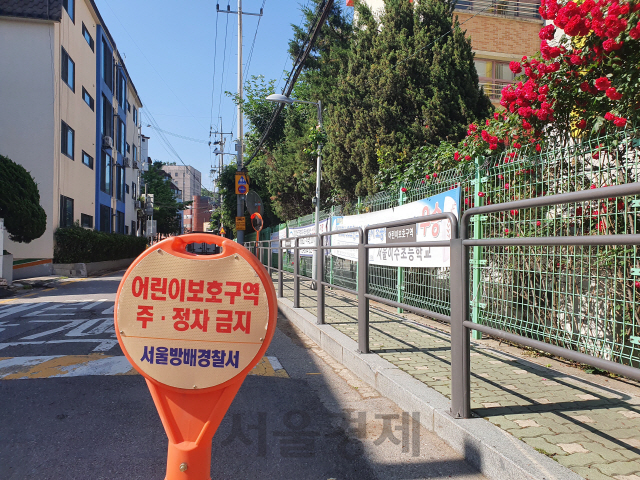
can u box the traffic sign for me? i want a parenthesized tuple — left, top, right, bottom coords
(235, 172, 249, 195)
(114, 234, 277, 479)
(236, 216, 246, 231)
(220, 226, 226, 236)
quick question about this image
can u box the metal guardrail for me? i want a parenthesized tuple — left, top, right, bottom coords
(247, 185, 640, 420)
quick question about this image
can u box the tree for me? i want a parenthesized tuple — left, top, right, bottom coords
(324, 0, 493, 201)
(141, 161, 189, 235)
(0, 154, 47, 243)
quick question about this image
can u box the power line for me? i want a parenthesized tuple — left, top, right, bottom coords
(144, 124, 210, 144)
(99, 0, 208, 131)
(209, 11, 220, 132)
(245, 0, 335, 165)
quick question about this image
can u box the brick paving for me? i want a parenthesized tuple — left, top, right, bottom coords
(276, 274, 640, 480)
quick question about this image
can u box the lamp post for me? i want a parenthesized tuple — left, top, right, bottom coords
(266, 94, 323, 289)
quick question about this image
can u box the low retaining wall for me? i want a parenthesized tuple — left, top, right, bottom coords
(12, 259, 52, 281)
(52, 257, 135, 277)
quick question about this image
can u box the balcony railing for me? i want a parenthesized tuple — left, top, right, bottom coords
(479, 82, 511, 100)
(455, 0, 541, 20)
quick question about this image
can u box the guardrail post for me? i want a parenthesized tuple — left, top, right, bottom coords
(294, 238, 300, 308)
(358, 231, 369, 353)
(278, 240, 283, 298)
(267, 241, 272, 278)
(450, 237, 471, 419)
(317, 234, 324, 324)
(397, 187, 406, 313)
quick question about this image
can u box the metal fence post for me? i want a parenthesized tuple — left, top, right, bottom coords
(358, 230, 369, 353)
(450, 237, 471, 419)
(278, 239, 283, 298)
(471, 158, 484, 340)
(293, 238, 300, 308)
(267, 239, 272, 278)
(317, 233, 324, 324)
(397, 187, 405, 313)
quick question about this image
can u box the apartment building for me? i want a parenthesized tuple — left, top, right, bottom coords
(0, 0, 143, 261)
(161, 164, 202, 201)
(349, 0, 543, 106)
(161, 164, 202, 234)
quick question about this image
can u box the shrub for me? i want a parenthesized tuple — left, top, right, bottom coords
(54, 226, 147, 263)
(0, 154, 47, 243)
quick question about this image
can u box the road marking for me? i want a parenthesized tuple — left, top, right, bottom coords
(0, 355, 288, 379)
(82, 299, 109, 310)
(0, 303, 49, 319)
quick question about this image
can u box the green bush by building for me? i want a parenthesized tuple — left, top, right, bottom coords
(54, 226, 147, 263)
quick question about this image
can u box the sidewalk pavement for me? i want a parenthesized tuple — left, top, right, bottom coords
(276, 274, 640, 480)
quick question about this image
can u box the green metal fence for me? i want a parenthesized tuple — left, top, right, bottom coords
(244, 128, 640, 369)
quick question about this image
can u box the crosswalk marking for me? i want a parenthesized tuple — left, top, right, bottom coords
(82, 299, 109, 310)
(0, 303, 48, 319)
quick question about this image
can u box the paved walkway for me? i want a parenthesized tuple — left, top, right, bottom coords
(276, 274, 640, 480)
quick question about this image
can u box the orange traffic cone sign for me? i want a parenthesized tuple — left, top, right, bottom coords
(115, 234, 277, 479)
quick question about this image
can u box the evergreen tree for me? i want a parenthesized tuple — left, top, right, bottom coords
(325, 0, 493, 201)
(141, 162, 189, 235)
(0, 154, 47, 243)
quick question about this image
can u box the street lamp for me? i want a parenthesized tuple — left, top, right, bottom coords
(266, 94, 323, 289)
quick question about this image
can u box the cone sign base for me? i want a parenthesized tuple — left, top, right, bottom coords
(115, 234, 277, 479)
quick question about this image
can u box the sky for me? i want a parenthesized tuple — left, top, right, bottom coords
(93, 0, 323, 191)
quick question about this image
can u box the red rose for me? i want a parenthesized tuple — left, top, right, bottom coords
(464, 155, 471, 161)
(536, 220, 542, 226)
(606, 87, 622, 100)
(630, 27, 640, 40)
(604, 112, 616, 121)
(539, 24, 556, 39)
(494, 112, 500, 120)
(522, 120, 532, 129)
(401, 187, 407, 193)
(489, 144, 498, 150)
(478, 192, 486, 197)
(613, 117, 627, 127)
(535, 144, 542, 152)
(579, 82, 590, 93)
(509, 61, 522, 74)
(595, 77, 611, 91)
(577, 119, 586, 129)
(454, 152, 460, 161)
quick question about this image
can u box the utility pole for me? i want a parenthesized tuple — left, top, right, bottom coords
(218, 1, 263, 245)
(211, 119, 233, 234)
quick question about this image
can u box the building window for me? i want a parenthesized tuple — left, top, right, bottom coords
(101, 151, 112, 194)
(117, 119, 125, 153)
(117, 70, 126, 109)
(474, 59, 516, 99)
(99, 204, 111, 232)
(81, 213, 93, 228)
(132, 182, 137, 200)
(132, 144, 138, 163)
(82, 151, 94, 169)
(82, 23, 94, 51)
(82, 87, 94, 110)
(116, 211, 125, 234)
(116, 165, 125, 202)
(102, 94, 113, 139)
(102, 38, 113, 91)
(61, 47, 75, 92)
(60, 195, 74, 228)
(62, 0, 74, 22)
(131, 220, 136, 236)
(133, 107, 138, 126)
(61, 121, 74, 159)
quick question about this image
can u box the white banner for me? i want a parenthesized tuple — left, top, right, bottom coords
(270, 227, 287, 253)
(330, 187, 460, 268)
(288, 219, 330, 257)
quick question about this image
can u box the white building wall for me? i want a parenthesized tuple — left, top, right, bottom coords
(0, 18, 56, 259)
(55, 1, 99, 233)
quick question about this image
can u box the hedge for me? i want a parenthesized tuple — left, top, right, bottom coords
(54, 226, 147, 263)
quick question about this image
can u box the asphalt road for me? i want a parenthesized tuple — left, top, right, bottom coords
(0, 272, 485, 480)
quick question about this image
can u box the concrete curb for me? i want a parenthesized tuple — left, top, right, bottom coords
(278, 297, 584, 480)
